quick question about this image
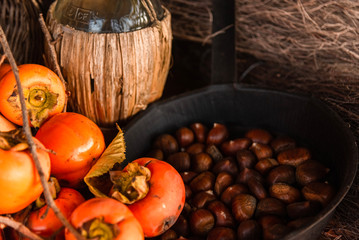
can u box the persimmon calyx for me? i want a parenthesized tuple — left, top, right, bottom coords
(81, 217, 119, 240)
(109, 162, 151, 204)
(35, 177, 61, 210)
(7, 85, 60, 128)
(0, 128, 29, 151)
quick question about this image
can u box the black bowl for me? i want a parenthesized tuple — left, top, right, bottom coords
(122, 83, 358, 239)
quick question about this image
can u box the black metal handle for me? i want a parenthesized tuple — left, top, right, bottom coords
(210, 0, 236, 84)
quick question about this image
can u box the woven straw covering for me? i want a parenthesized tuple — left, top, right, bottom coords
(0, 0, 44, 64)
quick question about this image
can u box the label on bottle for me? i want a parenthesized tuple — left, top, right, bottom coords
(63, 4, 98, 24)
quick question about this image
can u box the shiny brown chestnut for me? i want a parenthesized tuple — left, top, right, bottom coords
(255, 197, 286, 217)
(231, 194, 257, 222)
(286, 201, 321, 219)
(237, 219, 261, 240)
(270, 136, 296, 153)
(186, 143, 206, 156)
(214, 172, 234, 196)
(257, 215, 285, 231)
(167, 152, 191, 172)
(302, 182, 335, 207)
(236, 149, 257, 171)
(237, 168, 264, 185)
(207, 227, 236, 240)
(153, 134, 179, 156)
(191, 152, 213, 173)
(263, 223, 291, 240)
(287, 217, 313, 229)
(266, 165, 296, 186)
(190, 122, 208, 143)
(160, 229, 178, 240)
(189, 171, 215, 193)
(269, 183, 301, 204)
(146, 148, 164, 160)
(254, 158, 279, 175)
(172, 215, 190, 237)
(277, 147, 311, 167)
(221, 138, 252, 157)
(176, 127, 195, 148)
(248, 178, 267, 200)
(185, 184, 192, 200)
(191, 190, 216, 209)
(245, 128, 273, 145)
(296, 160, 330, 186)
(207, 123, 229, 146)
(180, 171, 198, 184)
(212, 157, 239, 176)
(207, 200, 235, 227)
(206, 144, 224, 163)
(220, 184, 249, 206)
(189, 209, 215, 236)
(249, 142, 273, 159)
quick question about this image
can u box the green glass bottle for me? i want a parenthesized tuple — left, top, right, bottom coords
(53, 0, 164, 33)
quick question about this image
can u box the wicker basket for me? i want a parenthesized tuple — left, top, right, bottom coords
(0, 0, 44, 64)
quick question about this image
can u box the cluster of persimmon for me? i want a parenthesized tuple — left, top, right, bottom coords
(0, 63, 185, 240)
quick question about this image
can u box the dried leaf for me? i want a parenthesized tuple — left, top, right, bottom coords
(84, 125, 127, 197)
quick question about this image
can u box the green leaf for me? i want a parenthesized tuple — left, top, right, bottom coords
(84, 125, 127, 197)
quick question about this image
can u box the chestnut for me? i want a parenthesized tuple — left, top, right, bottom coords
(180, 171, 198, 184)
(186, 143, 205, 156)
(249, 142, 273, 159)
(245, 128, 273, 145)
(220, 184, 249, 206)
(212, 157, 239, 176)
(263, 223, 291, 240)
(185, 184, 193, 200)
(269, 183, 301, 204)
(189, 171, 215, 193)
(296, 160, 330, 186)
(161, 229, 178, 240)
(286, 201, 321, 219)
(172, 215, 190, 237)
(189, 209, 215, 236)
(153, 134, 179, 156)
(254, 158, 279, 175)
(257, 215, 284, 230)
(205, 144, 224, 163)
(221, 138, 252, 156)
(206, 123, 229, 146)
(287, 217, 313, 229)
(236, 149, 257, 171)
(207, 200, 235, 227)
(167, 152, 191, 172)
(270, 136, 296, 153)
(255, 198, 286, 217)
(176, 127, 195, 148)
(248, 178, 267, 200)
(302, 182, 335, 207)
(191, 152, 213, 173)
(277, 147, 311, 167)
(266, 165, 296, 186)
(190, 122, 208, 143)
(207, 227, 236, 240)
(146, 148, 164, 160)
(191, 191, 216, 209)
(231, 194, 257, 221)
(214, 172, 234, 196)
(237, 219, 261, 240)
(236, 168, 264, 185)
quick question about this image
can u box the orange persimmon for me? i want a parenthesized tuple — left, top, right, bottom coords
(0, 63, 11, 80)
(0, 113, 16, 132)
(0, 64, 66, 128)
(35, 112, 106, 188)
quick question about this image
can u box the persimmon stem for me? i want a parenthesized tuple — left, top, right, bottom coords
(0, 216, 43, 240)
(38, 13, 68, 113)
(0, 26, 84, 240)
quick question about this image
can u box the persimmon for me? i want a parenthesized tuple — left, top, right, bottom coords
(0, 113, 16, 132)
(0, 134, 51, 214)
(0, 63, 11, 80)
(65, 198, 144, 240)
(110, 158, 186, 237)
(0, 64, 66, 127)
(35, 112, 106, 188)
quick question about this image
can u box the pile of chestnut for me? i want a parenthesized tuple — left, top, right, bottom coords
(146, 123, 335, 240)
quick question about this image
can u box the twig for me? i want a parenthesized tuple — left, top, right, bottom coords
(0, 55, 5, 66)
(38, 13, 68, 112)
(0, 216, 43, 240)
(0, 26, 84, 240)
